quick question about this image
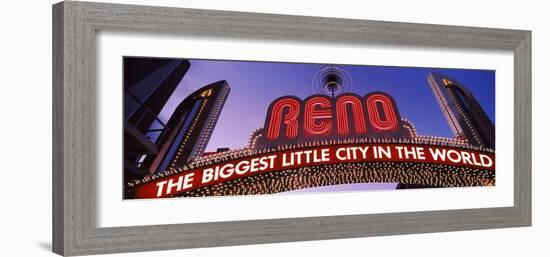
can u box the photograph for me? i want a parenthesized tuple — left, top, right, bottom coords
(123, 58, 496, 199)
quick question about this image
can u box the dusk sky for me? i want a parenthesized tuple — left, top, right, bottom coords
(145, 58, 495, 193)
(156, 59, 495, 153)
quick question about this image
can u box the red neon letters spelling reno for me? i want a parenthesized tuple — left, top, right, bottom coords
(265, 92, 401, 141)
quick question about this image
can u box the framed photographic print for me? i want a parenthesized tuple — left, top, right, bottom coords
(52, 1, 531, 256)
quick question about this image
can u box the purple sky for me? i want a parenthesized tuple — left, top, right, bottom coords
(149, 59, 496, 193)
(152, 58, 495, 193)
(156, 59, 495, 152)
(279, 183, 402, 194)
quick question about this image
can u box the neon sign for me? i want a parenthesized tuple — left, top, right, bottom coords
(260, 92, 409, 148)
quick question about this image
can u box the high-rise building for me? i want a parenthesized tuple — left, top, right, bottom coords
(124, 58, 191, 182)
(427, 72, 495, 149)
(123, 57, 231, 184)
(124, 58, 191, 134)
(137, 80, 230, 173)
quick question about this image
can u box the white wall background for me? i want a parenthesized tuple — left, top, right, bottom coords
(0, 0, 547, 256)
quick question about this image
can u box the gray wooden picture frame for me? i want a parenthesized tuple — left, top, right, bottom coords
(52, 1, 531, 256)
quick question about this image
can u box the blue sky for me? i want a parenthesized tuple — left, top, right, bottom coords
(157, 59, 495, 152)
